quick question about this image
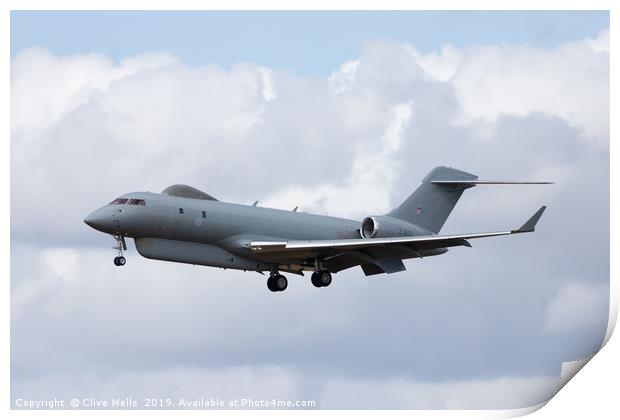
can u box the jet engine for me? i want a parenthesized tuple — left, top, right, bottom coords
(360, 215, 419, 239)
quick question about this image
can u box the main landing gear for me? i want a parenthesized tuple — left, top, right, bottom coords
(267, 272, 288, 292)
(113, 234, 127, 266)
(311, 270, 332, 288)
(265, 268, 333, 291)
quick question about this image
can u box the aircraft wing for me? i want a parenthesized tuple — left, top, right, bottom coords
(249, 206, 546, 266)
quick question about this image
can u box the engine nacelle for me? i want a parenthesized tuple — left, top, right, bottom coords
(360, 215, 419, 239)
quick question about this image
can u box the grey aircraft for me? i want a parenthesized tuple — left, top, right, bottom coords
(84, 166, 550, 292)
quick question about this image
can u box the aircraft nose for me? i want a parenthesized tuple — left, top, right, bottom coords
(84, 208, 116, 233)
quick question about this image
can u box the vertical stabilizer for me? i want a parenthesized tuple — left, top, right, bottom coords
(387, 166, 477, 234)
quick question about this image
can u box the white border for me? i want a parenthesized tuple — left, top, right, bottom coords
(3, 1, 615, 419)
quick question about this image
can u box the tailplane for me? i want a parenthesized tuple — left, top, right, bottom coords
(387, 166, 552, 234)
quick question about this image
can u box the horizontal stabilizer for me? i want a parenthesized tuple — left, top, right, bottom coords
(431, 180, 553, 185)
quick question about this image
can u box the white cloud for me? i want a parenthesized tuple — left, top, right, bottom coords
(10, 31, 609, 243)
(586, 27, 610, 54)
(257, 66, 277, 101)
(262, 101, 412, 217)
(406, 43, 464, 82)
(11, 48, 178, 133)
(328, 59, 359, 94)
(451, 29, 609, 143)
(319, 375, 558, 409)
(326, 30, 609, 142)
(544, 282, 609, 333)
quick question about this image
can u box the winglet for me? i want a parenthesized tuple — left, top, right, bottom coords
(512, 206, 547, 233)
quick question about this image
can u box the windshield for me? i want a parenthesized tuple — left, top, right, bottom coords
(127, 199, 146, 206)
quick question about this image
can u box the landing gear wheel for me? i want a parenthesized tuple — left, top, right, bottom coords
(267, 274, 287, 292)
(267, 276, 277, 292)
(318, 270, 332, 287)
(311, 272, 322, 288)
(112, 234, 127, 267)
(274, 274, 288, 291)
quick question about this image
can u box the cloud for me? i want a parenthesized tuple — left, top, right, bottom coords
(407, 43, 464, 82)
(544, 282, 609, 333)
(12, 366, 302, 407)
(262, 100, 412, 217)
(12, 242, 566, 410)
(11, 47, 178, 133)
(10, 30, 609, 244)
(326, 30, 609, 143)
(10, 242, 606, 408)
(12, 366, 559, 410)
(328, 59, 359, 94)
(319, 375, 558, 409)
(451, 29, 610, 143)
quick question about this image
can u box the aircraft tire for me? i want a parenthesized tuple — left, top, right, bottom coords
(117, 256, 126, 266)
(267, 276, 277, 292)
(311, 272, 322, 288)
(274, 274, 288, 291)
(318, 270, 332, 287)
(113, 257, 120, 266)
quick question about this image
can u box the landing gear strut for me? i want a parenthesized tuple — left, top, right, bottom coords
(311, 270, 332, 288)
(267, 271, 288, 292)
(113, 234, 127, 266)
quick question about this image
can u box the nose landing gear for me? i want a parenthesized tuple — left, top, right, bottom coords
(113, 234, 127, 266)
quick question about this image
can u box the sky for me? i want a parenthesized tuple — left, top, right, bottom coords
(11, 11, 610, 75)
(10, 11, 610, 410)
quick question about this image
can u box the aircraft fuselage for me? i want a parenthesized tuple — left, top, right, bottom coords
(84, 166, 549, 292)
(85, 191, 429, 274)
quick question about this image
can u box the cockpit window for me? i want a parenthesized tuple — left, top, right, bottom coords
(109, 198, 128, 205)
(127, 199, 146, 206)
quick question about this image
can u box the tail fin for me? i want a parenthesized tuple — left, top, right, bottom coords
(388, 166, 553, 234)
(388, 166, 477, 234)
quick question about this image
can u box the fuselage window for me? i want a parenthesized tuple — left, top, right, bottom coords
(179, 208, 184, 214)
(109, 198, 128, 205)
(127, 199, 146, 206)
(202, 211, 206, 218)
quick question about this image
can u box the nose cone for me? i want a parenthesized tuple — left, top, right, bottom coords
(84, 208, 115, 233)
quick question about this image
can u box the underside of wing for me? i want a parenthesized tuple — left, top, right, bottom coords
(250, 206, 547, 274)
